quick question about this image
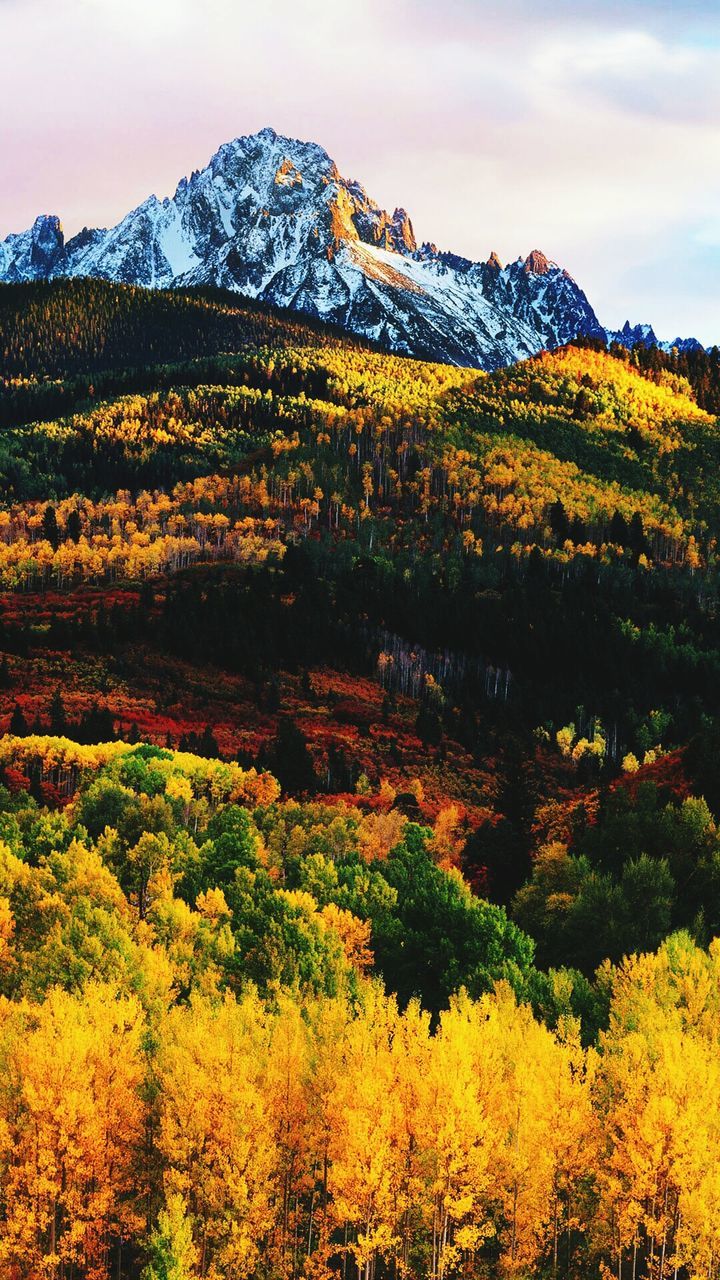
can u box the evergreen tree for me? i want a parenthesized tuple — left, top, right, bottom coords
(570, 514, 587, 544)
(415, 707, 443, 748)
(609, 509, 629, 546)
(42, 504, 60, 549)
(326, 743, 355, 793)
(549, 499, 570, 546)
(198, 724, 220, 759)
(77, 703, 116, 744)
(49, 688, 68, 736)
(266, 716, 317, 794)
(65, 509, 82, 543)
(629, 510, 649, 555)
(9, 703, 28, 736)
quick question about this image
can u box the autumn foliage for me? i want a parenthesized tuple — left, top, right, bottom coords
(1, 280, 720, 1278)
(0, 734, 711, 1278)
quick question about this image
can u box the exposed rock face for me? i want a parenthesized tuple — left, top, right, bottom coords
(0, 214, 65, 281)
(524, 249, 550, 276)
(0, 126, 608, 369)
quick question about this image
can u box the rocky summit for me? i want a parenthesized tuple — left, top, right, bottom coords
(0, 126, 606, 369)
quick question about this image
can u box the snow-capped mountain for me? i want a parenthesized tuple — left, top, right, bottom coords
(0, 215, 67, 281)
(0, 127, 606, 369)
(605, 320, 707, 355)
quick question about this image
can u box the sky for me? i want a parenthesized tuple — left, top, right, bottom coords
(1, 0, 718, 344)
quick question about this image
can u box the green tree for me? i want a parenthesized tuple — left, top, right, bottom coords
(42, 503, 59, 549)
(142, 1194, 198, 1280)
(367, 825, 535, 1013)
(187, 805, 261, 898)
(65, 508, 82, 543)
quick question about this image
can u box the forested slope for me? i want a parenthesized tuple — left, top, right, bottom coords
(2, 280, 720, 1277)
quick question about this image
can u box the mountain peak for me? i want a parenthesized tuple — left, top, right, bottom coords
(524, 249, 551, 276)
(0, 127, 606, 368)
(32, 213, 62, 234)
(391, 208, 416, 254)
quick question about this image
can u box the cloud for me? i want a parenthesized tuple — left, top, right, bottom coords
(538, 29, 696, 75)
(531, 28, 720, 123)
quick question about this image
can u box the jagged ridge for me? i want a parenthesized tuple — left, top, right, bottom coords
(0, 126, 606, 370)
(604, 320, 707, 356)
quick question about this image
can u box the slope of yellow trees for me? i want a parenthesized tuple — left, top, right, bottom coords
(0, 950, 718, 1280)
(0, 735, 716, 1279)
(486, 346, 713, 447)
(0, 480, 286, 588)
(2, 337, 714, 590)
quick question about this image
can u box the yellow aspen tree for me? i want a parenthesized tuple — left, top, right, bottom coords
(596, 941, 720, 1280)
(474, 986, 580, 1276)
(326, 986, 403, 1280)
(154, 991, 275, 1279)
(420, 991, 498, 1280)
(389, 998, 433, 1274)
(544, 1008, 599, 1279)
(301, 994, 354, 1278)
(0, 983, 145, 1280)
(262, 993, 315, 1277)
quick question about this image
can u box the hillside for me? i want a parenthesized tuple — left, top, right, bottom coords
(1, 280, 720, 878)
(3, 279, 720, 1275)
